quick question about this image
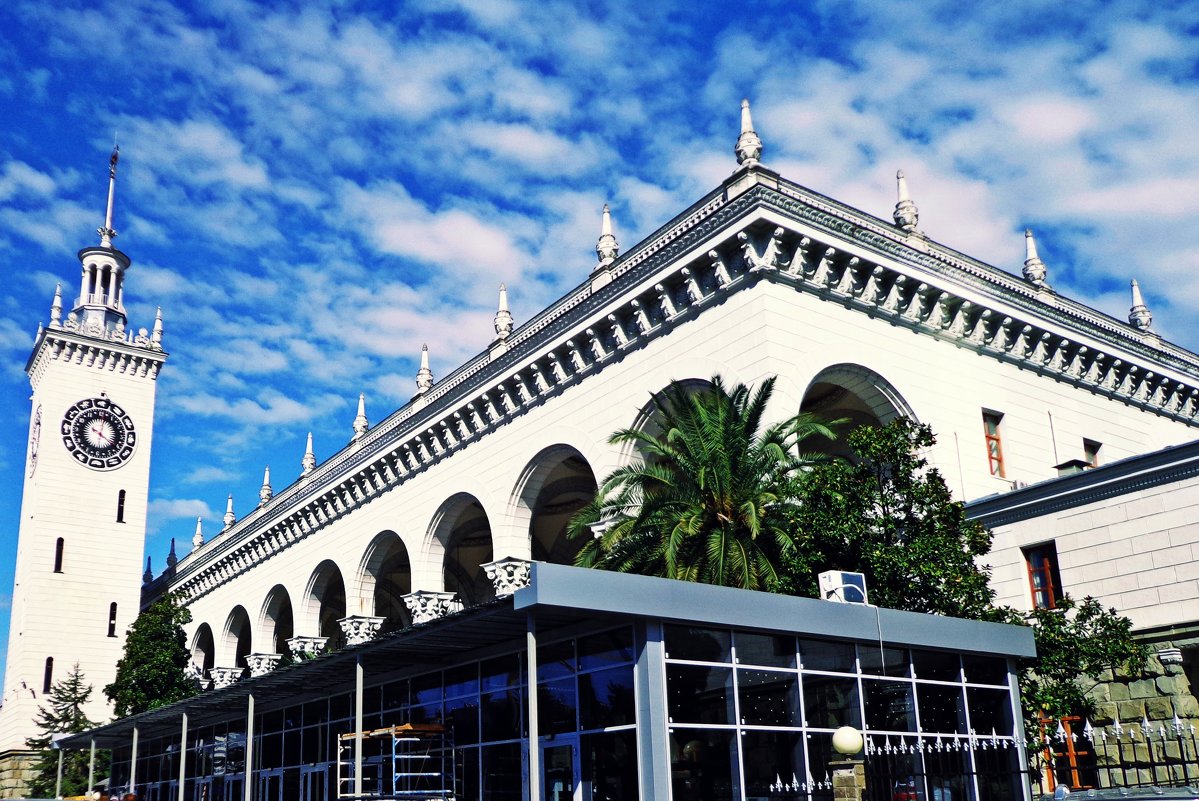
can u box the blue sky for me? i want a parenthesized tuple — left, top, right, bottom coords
(2, 0, 1198, 689)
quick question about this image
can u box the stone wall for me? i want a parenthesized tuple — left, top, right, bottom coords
(0, 750, 37, 800)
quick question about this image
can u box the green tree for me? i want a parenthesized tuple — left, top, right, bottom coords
(25, 663, 109, 797)
(777, 418, 997, 617)
(104, 594, 196, 718)
(567, 375, 837, 590)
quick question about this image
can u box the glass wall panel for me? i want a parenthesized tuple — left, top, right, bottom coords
(863, 679, 916, 732)
(381, 679, 407, 711)
(481, 688, 523, 741)
(480, 653, 522, 690)
(480, 742, 522, 801)
(669, 728, 739, 801)
(741, 729, 805, 801)
(538, 639, 575, 680)
(802, 674, 861, 729)
(446, 695, 480, 744)
(581, 729, 639, 801)
(578, 627, 634, 671)
(578, 665, 635, 729)
(913, 650, 962, 682)
(665, 626, 732, 663)
(667, 664, 734, 725)
(917, 684, 966, 734)
(962, 654, 1009, 686)
(798, 639, 855, 672)
(737, 669, 800, 727)
(735, 632, 796, 669)
(538, 677, 577, 734)
(967, 687, 1014, 736)
(860, 646, 911, 677)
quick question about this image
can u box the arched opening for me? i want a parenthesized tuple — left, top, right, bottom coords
(431, 494, 494, 608)
(800, 364, 915, 460)
(222, 606, 252, 671)
(107, 602, 118, 637)
(42, 657, 54, 694)
(360, 532, 411, 635)
(514, 446, 598, 566)
(306, 561, 347, 650)
(116, 490, 126, 523)
(191, 623, 215, 676)
(260, 585, 295, 656)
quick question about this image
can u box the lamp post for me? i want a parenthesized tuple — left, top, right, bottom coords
(831, 726, 867, 801)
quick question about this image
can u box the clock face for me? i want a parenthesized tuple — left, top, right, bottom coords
(61, 397, 137, 471)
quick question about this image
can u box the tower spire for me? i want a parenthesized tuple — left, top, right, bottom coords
(353, 394, 369, 440)
(302, 433, 316, 475)
(494, 283, 514, 340)
(1022, 229, 1049, 288)
(1129, 279, 1153, 331)
(595, 204, 619, 269)
(893, 170, 920, 233)
(99, 145, 119, 248)
(734, 99, 763, 167)
(416, 345, 434, 394)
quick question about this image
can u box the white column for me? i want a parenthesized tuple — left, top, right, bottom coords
(79, 267, 90, 305)
(87, 739, 96, 797)
(130, 726, 140, 796)
(526, 613, 539, 801)
(107, 267, 118, 306)
(243, 694, 255, 801)
(354, 658, 364, 798)
(178, 712, 189, 801)
(55, 748, 64, 799)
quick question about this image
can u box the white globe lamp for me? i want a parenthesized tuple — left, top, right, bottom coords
(832, 725, 864, 755)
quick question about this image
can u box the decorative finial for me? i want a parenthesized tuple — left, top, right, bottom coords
(594, 204, 619, 268)
(734, 99, 763, 167)
(353, 394, 368, 440)
(893, 170, 920, 233)
(259, 466, 273, 506)
(494, 283, 514, 340)
(416, 344, 434, 394)
(98, 145, 120, 247)
(151, 307, 164, 346)
(167, 537, 178, 568)
(143, 556, 153, 584)
(223, 495, 236, 529)
(1129, 279, 1153, 331)
(49, 283, 63, 327)
(1022, 229, 1049, 287)
(302, 433, 316, 475)
(193, 517, 205, 549)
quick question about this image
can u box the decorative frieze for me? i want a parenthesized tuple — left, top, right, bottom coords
(244, 653, 283, 677)
(287, 635, 328, 660)
(210, 667, 244, 689)
(402, 591, 459, 624)
(482, 557, 533, 596)
(338, 615, 385, 646)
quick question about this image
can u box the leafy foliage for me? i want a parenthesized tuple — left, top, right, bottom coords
(777, 418, 997, 618)
(567, 375, 837, 590)
(104, 594, 197, 718)
(25, 663, 108, 797)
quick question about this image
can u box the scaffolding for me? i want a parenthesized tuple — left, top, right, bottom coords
(336, 724, 456, 801)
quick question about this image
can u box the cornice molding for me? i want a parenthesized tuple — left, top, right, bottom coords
(27, 328, 167, 388)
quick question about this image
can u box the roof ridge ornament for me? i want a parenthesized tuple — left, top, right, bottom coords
(595, 204, 619, 268)
(494, 283, 513, 340)
(259, 466, 273, 506)
(734, 99, 763, 168)
(192, 517, 204, 549)
(1022, 229, 1049, 288)
(893, 170, 920, 234)
(167, 537, 178, 568)
(1129, 279, 1153, 331)
(353, 393, 369, 440)
(98, 145, 119, 248)
(416, 344, 434, 394)
(50, 284, 63, 327)
(302, 432, 316, 476)
(223, 494, 236, 529)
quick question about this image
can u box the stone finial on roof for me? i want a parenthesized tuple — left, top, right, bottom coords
(167, 537, 178, 568)
(595, 204, 619, 268)
(1022, 229, 1049, 288)
(1129, 279, 1153, 331)
(893, 170, 920, 233)
(259, 466, 273, 506)
(223, 495, 236, 529)
(143, 556, 153, 584)
(494, 283, 514, 340)
(151, 307, 164, 347)
(193, 517, 204, 549)
(50, 284, 63, 327)
(734, 99, 763, 167)
(302, 432, 316, 475)
(416, 344, 434, 394)
(353, 394, 369, 441)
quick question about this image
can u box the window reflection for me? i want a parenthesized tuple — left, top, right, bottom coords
(802, 674, 861, 729)
(667, 664, 735, 725)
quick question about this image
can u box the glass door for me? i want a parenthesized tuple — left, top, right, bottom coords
(256, 769, 283, 801)
(300, 765, 328, 801)
(542, 739, 580, 801)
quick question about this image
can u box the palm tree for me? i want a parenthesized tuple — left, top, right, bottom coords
(567, 375, 838, 590)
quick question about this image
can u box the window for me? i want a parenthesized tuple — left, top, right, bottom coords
(108, 602, 118, 637)
(53, 538, 64, 573)
(116, 490, 126, 523)
(1083, 439, 1101, 468)
(43, 657, 53, 694)
(983, 412, 1005, 477)
(1024, 542, 1063, 609)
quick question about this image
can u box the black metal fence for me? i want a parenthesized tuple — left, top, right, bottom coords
(1033, 715, 1199, 794)
(861, 734, 1024, 801)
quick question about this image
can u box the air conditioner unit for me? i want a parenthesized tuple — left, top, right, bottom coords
(818, 570, 869, 604)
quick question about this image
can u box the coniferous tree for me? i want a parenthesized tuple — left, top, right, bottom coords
(104, 594, 196, 718)
(25, 663, 108, 797)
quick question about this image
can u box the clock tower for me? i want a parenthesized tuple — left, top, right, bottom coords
(0, 149, 167, 778)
